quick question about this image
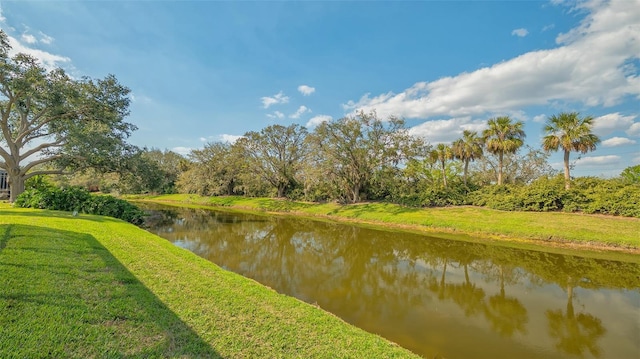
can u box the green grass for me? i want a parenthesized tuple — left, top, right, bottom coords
(128, 194, 640, 250)
(0, 205, 418, 358)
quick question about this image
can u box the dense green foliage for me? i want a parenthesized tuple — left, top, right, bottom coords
(542, 112, 600, 189)
(14, 186, 144, 225)
(469, 176, 640, 217)
(0, 206, 419, 358)
(0, 30, 136, 202)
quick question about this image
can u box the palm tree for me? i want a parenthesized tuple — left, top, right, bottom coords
(452, 130, 484, 186)
(482, 116, 526, 185)
(429, 143, 453, 188)
(542, 112, 600, 190)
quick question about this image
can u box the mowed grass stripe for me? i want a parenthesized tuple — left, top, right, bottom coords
(0, 206, 418, 358)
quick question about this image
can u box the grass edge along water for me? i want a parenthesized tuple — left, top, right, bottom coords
(0, 205, 419, 358)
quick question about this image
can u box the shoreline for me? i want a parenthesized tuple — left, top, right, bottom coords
(130, 195, 640, 258)
(0, 205, 419, 358)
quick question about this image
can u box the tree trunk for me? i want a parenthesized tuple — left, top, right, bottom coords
(8, 171, 24, 203)
(277, 183, 286, 198)
(351, 183, 360, 203)
(463, 160, 469, 186)
(563, 150, 571, 190)
(440, 160, 447, 189)
(497, 152, 504, 185)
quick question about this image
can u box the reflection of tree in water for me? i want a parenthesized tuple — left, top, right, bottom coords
(525, 253, 609, 358)
(143, 207, 180, 228)
(141, 204, 638, 358)
(447, 263, 486, 317)
(546, 280, 606, 358)
(481, 264, 528, 337)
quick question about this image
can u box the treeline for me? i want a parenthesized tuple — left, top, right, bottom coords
(55, 111, 640, 217)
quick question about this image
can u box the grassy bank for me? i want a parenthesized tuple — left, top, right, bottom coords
(129, 194, 640, 252)
(0, 205, 418, 358)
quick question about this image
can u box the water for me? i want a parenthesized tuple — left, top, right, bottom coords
(142, 204, 640, 359)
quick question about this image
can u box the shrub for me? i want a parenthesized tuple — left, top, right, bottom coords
(15, 186, 144, 225)
(519, 176, 565, 212)
(468, 185, 522, 211)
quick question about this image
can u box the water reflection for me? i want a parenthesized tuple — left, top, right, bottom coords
(546, 284, 606, 357)
(143, 204, 640, 359)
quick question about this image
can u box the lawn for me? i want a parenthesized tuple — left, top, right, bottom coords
(0, 205, 418, 358)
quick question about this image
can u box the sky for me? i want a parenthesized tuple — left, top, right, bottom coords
(0, 0, 638, 177)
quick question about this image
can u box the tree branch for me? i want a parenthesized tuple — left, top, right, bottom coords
(20, 154, 64, 175)
(19, 139, 64, 161)
(16, 107, 58, 143)
(24, 169, 74, 180)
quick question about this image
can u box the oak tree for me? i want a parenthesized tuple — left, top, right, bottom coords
(0, 30, 136, 201)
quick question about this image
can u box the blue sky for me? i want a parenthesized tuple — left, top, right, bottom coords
(1, 0, 638, 177)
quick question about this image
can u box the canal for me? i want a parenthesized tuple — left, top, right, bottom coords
(142, 203, 640, 359)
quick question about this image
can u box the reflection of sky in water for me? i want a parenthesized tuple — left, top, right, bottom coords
(143, 205, 640, 359)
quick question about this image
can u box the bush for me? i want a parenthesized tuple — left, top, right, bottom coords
(15, 186, 144, 225)
(519, 176, 565, 212)
(467, 176, 640, 218)
(468, 185, 522, 211)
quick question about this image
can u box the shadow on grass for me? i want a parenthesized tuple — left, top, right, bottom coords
(0, 224, 221, 358)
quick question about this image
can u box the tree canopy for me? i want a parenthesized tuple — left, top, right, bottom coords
(483, 116, 526, 185)
(0, 30, 136, 201)
(542, 112, 600, 189)
(308, 111, 423, 203)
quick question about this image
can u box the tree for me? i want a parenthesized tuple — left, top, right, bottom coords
(0, 30, 136, 201)
(238, 124, 308, 198)
(177, 142, 243, 196)
(482, 116, 526, 185)
(308, 111, 423, 203)
(542, 112, 600, 190)
(472, 146, 555, 185)
(118, 148, 184, 194)
(429, 143, 453, 189)
(619, 165, 640, 184)
(452, 130, 483, 186)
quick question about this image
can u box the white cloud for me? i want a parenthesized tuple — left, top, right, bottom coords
(0, 6, 5, 23)
(289, 105, 310, 119)
(593, 113, 637, 136)
(39, 32, 54, 45)
(21, 33, 37, 44)
(171, 146, 192, 156)
(601, 137, 637, 147)
(298, 85, 316, 96)
(344, 0, 640, 120)
(6, 35, 70, 71)
(542, 24, 555, 32)
(626, 122, 640, 137)
(575, 155, 621, 167)
(533, 114, 547, 123)
(130, 93, 153, 104)
(511, 28, 529, 37)
(305, 115, 332, 128)
(409, 117, 487, 144)
(219, 134, 243, 143)
(261, 91, 289, 109)
(266, 111, 285, 119)
(197, 134, 243, 144)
